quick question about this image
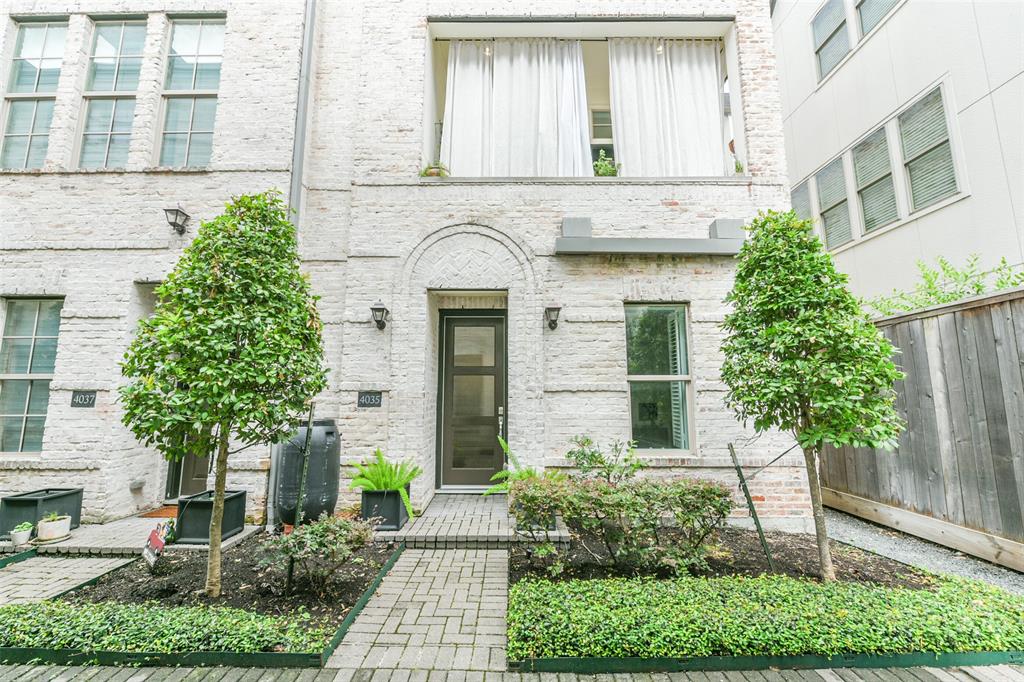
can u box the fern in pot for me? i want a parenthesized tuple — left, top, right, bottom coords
(350, 449, 422, 530)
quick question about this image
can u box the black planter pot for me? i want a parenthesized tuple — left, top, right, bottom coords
(175, 490, 246, 544)
(0, 488, 83, 539)
(360, 486, 410, 531)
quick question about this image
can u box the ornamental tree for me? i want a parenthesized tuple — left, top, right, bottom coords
(721, 210, 903, 580)
(120, 190, 326, 597)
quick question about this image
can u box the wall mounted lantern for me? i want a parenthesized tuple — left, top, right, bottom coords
(544, 306, 562, 330)
(370, 301, 390, 330)
(164, 206, 191, 234)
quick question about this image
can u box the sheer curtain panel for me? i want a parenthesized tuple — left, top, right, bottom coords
(440, 38, 592, 177)
(608, 38, 725, 177)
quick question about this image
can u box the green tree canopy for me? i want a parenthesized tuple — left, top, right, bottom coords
(120, 190, 326, 595)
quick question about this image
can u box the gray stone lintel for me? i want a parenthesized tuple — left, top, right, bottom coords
(709, 217, 747, 239)
(555, 236, 743, 256)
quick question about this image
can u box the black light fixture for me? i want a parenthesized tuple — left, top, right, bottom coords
(164, 205, 190, 234)
(370, 301, 390, 330)
(544, 306, 561, 330)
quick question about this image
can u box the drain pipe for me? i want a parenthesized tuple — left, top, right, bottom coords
(268, 0, 317, 532)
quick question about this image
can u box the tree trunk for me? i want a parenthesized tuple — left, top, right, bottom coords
(802, 445, 836, 581)
(205, 423, 231, 597)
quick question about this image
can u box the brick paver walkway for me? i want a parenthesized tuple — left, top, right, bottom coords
(0, 556, 133, 604)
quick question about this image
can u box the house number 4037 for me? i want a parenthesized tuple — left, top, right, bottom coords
(70, 390, 97, 408)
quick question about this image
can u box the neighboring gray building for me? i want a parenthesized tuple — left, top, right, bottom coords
(1, 0, 811, 530)
(772, 0, 1023, 298)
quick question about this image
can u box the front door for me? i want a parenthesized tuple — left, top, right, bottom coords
(165, 453, 210, 500)
(438, 312, 506, 487)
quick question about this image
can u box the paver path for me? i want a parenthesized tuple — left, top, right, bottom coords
(0, 556, 133, 604)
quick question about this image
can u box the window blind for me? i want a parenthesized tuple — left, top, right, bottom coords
(791, 182, 812, 221)
(899, 88, 957, 210)
(858, 0, 899, 35)
(813, 0, 850, 78)
(853, 127, 898, 232)
(816, 157, 852, 248)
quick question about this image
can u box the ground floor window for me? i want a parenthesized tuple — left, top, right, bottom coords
(624, 303, 691, 449)
(0, 298, 63, 452)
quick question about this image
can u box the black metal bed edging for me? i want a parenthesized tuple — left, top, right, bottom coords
(508, 650, 1024, 673)
(0, 548, 36, 569)
(0, 541, 406, 668)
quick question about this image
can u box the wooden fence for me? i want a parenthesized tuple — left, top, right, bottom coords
(821, 286, 1024, 571)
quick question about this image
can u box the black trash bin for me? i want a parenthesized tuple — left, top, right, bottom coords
(275, 419, 340, 526)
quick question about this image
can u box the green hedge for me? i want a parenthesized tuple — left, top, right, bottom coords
(508, 575, 1024, 660)
(0, 601, 328, 654)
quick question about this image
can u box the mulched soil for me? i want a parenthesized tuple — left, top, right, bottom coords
(510, 526, 932, 589)
(64, 532, 397, 631)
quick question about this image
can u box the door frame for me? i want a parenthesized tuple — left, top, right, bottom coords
(434, 308, 509, 490)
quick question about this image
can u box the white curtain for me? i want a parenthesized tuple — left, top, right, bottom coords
(440, 39, 592, 177)
(608, 38, 725, 177)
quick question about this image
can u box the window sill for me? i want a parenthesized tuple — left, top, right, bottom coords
(829, 190, 970, 256)
(412, 174, 754, 186)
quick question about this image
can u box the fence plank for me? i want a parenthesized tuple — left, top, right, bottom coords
(954, 309, 1002, 535)
(976, 305, 1024, 539)
(882, 324, 907, 505)
(923, 315, 964, 526)
(895, 322, 929, 513)
(907, 318, 947, 520)
(1009, 300, 1024, 527)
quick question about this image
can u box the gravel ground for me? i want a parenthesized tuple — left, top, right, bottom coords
(826, 508, 1024, 595)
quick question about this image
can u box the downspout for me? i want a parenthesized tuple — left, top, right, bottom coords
(268, 0, 317, 531)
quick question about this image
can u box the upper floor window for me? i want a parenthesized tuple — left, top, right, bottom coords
(0, 299, 63, 452)
(857, 0, 900, 36)
(1, 22, 67, 169)
(790, 181, 813, 221)
(159, 18, 224, 167)
(816, 157, 852, 249)
(80, 21, 146, 168)
(852, 127, 898, 232)
(625, 304, 691, 450)
(428, 24, 738, 178)
(812, 0, 849, 80)
(899, 88, 957, 211)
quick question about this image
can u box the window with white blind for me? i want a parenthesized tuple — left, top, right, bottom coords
(0, 299, 63, 452)
(80, 21, 146, 169)
(899, 88, 957, 211)
(852, 127, 898, 232)
(857, 0, 900, 36)
(816, 157, 852, 248)
(791, 182, 813, 221)
(812, 0, 850, 80)
(1, 22, 67, 169)
(624, 304, 691, 450)
(159, 19, 224, 167)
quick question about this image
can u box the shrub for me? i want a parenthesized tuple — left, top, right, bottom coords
(0, 601, 328, 654)
(260, 514, 373, 596)
(486, 436, 568, 496)
(507, 574, 1024, 660)
(510, 476, 732, 574)
(565, 435, 645, 484)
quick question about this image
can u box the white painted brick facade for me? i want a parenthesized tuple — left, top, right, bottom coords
(1, 0, 812, 530)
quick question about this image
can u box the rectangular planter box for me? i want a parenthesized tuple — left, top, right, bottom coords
(361, 487, 409, 531)
(175, 490, 246, 545)
(0, 488, 83, 539)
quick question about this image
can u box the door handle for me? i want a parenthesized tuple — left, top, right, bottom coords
(497, 406, 504, 435)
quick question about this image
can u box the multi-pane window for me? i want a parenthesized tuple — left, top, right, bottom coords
(812, 0, 850, 80)
(80, 21, 146, 168)
(159, 19, 224, 167)
(816, 157, 852, 248)
(624, 304, 690, 450)
(899, 88, 957, 211)
(791, 182, 813, 221)
(857, 0, 900, 35)
(590, 109, 613, 163)
(852, 127, 898, 232)
(2, 22, 67, 169)
(0, 300, 63, 452)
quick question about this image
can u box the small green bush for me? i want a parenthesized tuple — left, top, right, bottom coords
(564, 435, 645, 484)
(507, 574, 1024, 660)
(0, 601, 328, 654)
(260, 513, 373, 596)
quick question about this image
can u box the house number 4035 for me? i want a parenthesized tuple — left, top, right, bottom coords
(70, 390, 97, 408)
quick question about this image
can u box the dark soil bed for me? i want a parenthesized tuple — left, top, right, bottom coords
(64, 532, 397, 631)
(511, 527, 931, 589)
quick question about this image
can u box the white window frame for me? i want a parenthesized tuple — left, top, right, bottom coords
(1, 21, 68, 170)
(789, 81, 967, 252)
(77, 19, 147, 169)
(623, 303, 695, 453)
(156, 17, 224, 168)
(810, 0, 852, 82)
(0, 298, 62, 453)
(810, 0, 906, 88)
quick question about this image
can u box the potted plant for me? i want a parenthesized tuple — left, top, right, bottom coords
(350, 449, 422, 530)
(592, 149, 620, 177)
(36, 511, 71, 542)
(10, 522, 33, 547)
(420, 162, 449, 178)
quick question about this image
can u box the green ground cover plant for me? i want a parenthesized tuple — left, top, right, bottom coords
(507, 574, 1024, 660)
(0, 601, 328, 654)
